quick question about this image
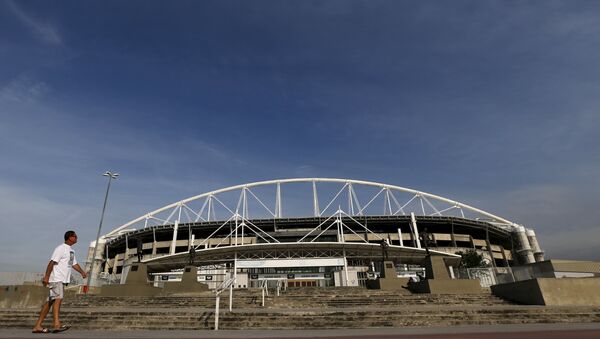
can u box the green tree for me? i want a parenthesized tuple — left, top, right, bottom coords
(456, 249, 489, 268)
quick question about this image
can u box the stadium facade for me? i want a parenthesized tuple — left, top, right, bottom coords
(86, 178, 545, 288)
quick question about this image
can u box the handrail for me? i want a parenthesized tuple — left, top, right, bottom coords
(260, 279, 268, 307)
(213, 276, 235, 331)
(215, 277, 235, 295)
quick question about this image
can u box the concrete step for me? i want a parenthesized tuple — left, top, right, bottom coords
(62, 295, 265, 308)
(266, 293, 513, 308)
(3, 306, 600, 330)
(61, 290, 513, 309)
(6, 286, 597, 330)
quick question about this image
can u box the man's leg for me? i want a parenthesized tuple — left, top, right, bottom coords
(51, 298, 62, 329)
(32, 300, 52, 331)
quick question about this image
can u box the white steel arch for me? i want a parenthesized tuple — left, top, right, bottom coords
(105, 178, 520, 238)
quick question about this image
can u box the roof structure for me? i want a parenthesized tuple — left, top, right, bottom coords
(104, 178, 521, 241)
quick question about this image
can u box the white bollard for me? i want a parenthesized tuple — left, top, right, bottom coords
(229, 285, 233, 312)
(214, 295, 220, 331)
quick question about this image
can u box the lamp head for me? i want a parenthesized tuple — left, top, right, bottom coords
(102, 171, 120, 179)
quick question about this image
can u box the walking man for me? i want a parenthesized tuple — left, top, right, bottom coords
(32, 230, 87, 333)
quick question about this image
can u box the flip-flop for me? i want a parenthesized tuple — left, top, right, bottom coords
(51, 324, 70, 333)
(32, 328, 50, 333)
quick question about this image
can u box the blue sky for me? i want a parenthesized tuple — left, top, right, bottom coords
(1, 0, 599, 271)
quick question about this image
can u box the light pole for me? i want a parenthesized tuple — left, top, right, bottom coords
(85, 171, 119, 293)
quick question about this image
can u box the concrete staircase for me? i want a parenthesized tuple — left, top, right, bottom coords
(2, 287, 600, 330)
(267, 287, 512, 308)
(60, 289, 265, 309)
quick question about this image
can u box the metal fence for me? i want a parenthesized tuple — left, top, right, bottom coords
(452, 266, 537, 287)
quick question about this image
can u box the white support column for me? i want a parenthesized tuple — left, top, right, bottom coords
(312, 180, 320, 217)
(242, 189, 247, 243)
(151, 228, 157, 255)
(214, 295, 220, 331)
(275, 182, 282, 218)
(336, 209, 344, 243)
(207, 196, 213, 222)
(170, 220, 179, 255)
(340, 215, 345, 243)
(350, 185, 363, 216)
(242, 188, 248, 219)
(189, 234, 195, 251)
(234, 251, 238, 283)
(230, 252, 236, 312)
(342, 246, 349, 287)
(240, 220, 244, 245)
(234, 215, 239, 246)
(177, 203, 182, 223)
(348, 183, 354, 215)
(411, 213, 421, 249)
(211, 199, 216, 222)
(103, 244, 110, 274)
(384, 189, 391, 215)
(397, 228, 404, 247)
(187, 224, 192, 250)
(514, 226, 535, 264)
(228, 285, 233, 312)
(111, 253, 120, 280)
(526, 228, 545, 262)
(88, 238, 106, 282)
(124, 235, 130, 259)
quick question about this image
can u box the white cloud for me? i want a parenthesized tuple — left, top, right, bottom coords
(0, 74, 50, 105)
(5, 0, 62, 46)
(474, 180, 600, 261)
(539, 227, 600, 261)
(294, 165, 316, 177)
(0, 182, 95, 272)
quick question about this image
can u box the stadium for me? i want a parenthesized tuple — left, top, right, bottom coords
(86, 178, 545, 288)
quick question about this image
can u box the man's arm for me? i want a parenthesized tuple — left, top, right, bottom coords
(73, 264, 87, 279)
(42, 261, 57, 286)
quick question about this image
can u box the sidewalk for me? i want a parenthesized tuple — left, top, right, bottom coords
(2, 323, 600, 339)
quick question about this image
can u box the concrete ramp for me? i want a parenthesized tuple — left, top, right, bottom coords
(492, 277, 600, 305)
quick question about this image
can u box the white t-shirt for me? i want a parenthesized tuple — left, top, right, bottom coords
(49, 243, 77, 283)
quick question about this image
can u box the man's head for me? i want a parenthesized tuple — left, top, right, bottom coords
(64, 230, 78, 245)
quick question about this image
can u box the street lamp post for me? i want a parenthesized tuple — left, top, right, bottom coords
(85, 171, 119, 293)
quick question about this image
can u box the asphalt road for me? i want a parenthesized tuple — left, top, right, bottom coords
(2, 323, 600, 339)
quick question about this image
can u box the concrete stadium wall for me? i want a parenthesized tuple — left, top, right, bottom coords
(409, 279, 483, 294)
(100, 216, 516, 277)
(491, 277, 600, 306)
(0, 285, 77, 308)
(0, 272, 43, 286)
(539, 260, 600, 276)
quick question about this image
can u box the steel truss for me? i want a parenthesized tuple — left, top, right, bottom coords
(103, 178, 522, 249)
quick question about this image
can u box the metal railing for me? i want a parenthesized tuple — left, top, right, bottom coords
(452, 266, 535, 287)
(276, 278, 286, 296)
(213, 276, 235, 331)
(260, 279, 268, 307)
